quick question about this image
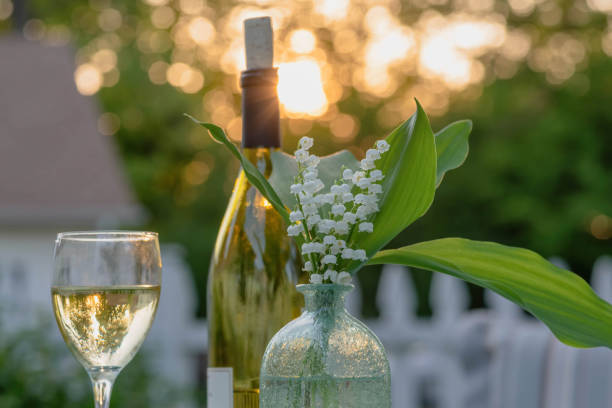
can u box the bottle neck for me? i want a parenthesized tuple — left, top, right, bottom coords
(241, 68, 280, 148)
(243, 147, 274, 176)
(298, 284, 353, 313)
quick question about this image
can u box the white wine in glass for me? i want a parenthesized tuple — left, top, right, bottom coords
(52, 232, 162, 408)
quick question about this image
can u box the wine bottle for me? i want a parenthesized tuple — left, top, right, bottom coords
(207, 17, 303, 408)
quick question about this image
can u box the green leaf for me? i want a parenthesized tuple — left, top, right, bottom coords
(369, 238, 612, 349)
(269, 150, 359, 208)
(435, 120, 472, 187)
(351, 100, 437, 270)
(185, 114, 290, 224)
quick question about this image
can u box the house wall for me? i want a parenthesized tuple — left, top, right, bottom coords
(0, 229, 57, 329)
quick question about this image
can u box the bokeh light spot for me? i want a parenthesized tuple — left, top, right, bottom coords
(183, 160, 210, 185)
(508, 0, 535, 16)
(189, 17, 215, 46)
(602, 31, 612, 56)
(181, 69, 205, 93)
(330, 114, 359, 142)
(587, 0, 612, 13)
(288, 119, 314, 135)
(91, 49, 117, 73)
(314, 0, 349, 21)
(98, 8, 122, 32)
(290, 29, 316, 54)
(166, 62, 205, 93)
(144, 0, 169, 6)
(226, 117, 242, 142)
(103, 68, 120, 87)
(591, 215, 612, 240)
(0, 0, 13, 20)
(23, 19, 45, 41)
(44, 25, 71, 46)
(151, 6, 175, 29)
(148, 61, 169, 84)
(179, 0, 205, 15)
(278, 59, 328, 117)
(74, 64, 103, 95)
(97, 112, 121, 136)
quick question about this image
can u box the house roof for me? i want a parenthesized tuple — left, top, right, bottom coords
(0, 35, 143, 227)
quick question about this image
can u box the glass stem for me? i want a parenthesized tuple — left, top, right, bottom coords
(89, 370, 119, 408)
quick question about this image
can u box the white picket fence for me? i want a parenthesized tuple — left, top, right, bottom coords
(352, 256, 612, 408)
(2, 233, 612, 407)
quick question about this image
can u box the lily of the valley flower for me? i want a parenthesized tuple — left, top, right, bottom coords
(286, 136, 390, 285)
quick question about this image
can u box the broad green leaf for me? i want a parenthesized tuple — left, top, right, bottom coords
(435, 120, 472, 187)
(185, 115, 290, 224)
(351, 100, 437, 271)
(369, 238, 612, 349)
(269, 150, 359, 208)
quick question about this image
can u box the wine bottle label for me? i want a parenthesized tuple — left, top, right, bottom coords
(207, 367, 233, 408)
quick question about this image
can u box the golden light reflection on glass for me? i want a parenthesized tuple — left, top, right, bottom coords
(52, 286, 160, 369)
(278, 59, 328, 117)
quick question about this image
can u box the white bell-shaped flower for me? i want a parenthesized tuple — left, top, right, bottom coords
(337, 271, 352, 285)
(310, 273, 323, 284)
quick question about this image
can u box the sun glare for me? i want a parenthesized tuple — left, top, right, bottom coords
(278, 59, 328, 117)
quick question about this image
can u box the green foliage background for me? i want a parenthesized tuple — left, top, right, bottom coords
(0, 317, 188, 407)
(1, 0, 611, 320)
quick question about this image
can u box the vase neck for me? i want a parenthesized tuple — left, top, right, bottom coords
(298, 284, 352, 312)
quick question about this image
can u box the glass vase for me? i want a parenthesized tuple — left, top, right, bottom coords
(260, 283, 391, 407)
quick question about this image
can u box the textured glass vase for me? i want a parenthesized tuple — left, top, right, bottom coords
(260, 283, 391, 407)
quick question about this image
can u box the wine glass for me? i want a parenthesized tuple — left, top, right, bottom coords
(51, 231, 162, 408)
